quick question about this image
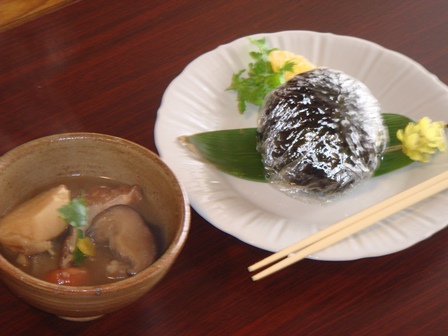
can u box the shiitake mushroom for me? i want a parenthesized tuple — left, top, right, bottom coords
(88, 205, 157, 276)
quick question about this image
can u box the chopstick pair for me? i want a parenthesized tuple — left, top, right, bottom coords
(248, 170, 448, 281)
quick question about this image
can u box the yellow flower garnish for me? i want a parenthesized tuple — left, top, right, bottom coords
(269, 50, 316, 81)
(396, 117, 446, 162)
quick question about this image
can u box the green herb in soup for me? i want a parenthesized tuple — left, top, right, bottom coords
(58, 197, 92, 266)
(0, 177, 162, 286)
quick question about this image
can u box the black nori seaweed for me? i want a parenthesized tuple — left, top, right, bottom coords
(257, 68, 387, 203)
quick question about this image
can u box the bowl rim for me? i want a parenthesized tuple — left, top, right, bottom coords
(0, 132, 191, 293)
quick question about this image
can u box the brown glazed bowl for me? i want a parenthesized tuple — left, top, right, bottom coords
(0, 133, 190, 321)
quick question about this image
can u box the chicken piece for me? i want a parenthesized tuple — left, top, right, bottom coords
(0, 185, 70, 255)
(88, 205, 157, 275)
(84, 185, 143, 223)
(58, 184, 143, 269)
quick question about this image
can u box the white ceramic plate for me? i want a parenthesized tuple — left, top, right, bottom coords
(155, 31, 448, 260)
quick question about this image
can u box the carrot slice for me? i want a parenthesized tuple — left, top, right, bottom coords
(45, 267, 89, 286)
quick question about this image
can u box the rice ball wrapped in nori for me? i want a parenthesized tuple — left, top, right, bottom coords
(257, 68, 388, 203)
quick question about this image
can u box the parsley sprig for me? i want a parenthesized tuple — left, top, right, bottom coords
(227, 38, 295, 114)
(58, 198, 88, 229)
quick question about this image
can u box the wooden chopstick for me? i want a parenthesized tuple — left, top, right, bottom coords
(249, 170, 448, 281)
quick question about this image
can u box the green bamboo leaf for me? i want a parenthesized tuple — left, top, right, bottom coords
(179, 129, 265, 181)
(381, 113, 414, 147)
(374, 151, 413, 176)
(179, 113, 417, 181)
(373, 113, 414, 176)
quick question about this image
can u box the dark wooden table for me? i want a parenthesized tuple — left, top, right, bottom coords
(1, 1, 447, 335)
